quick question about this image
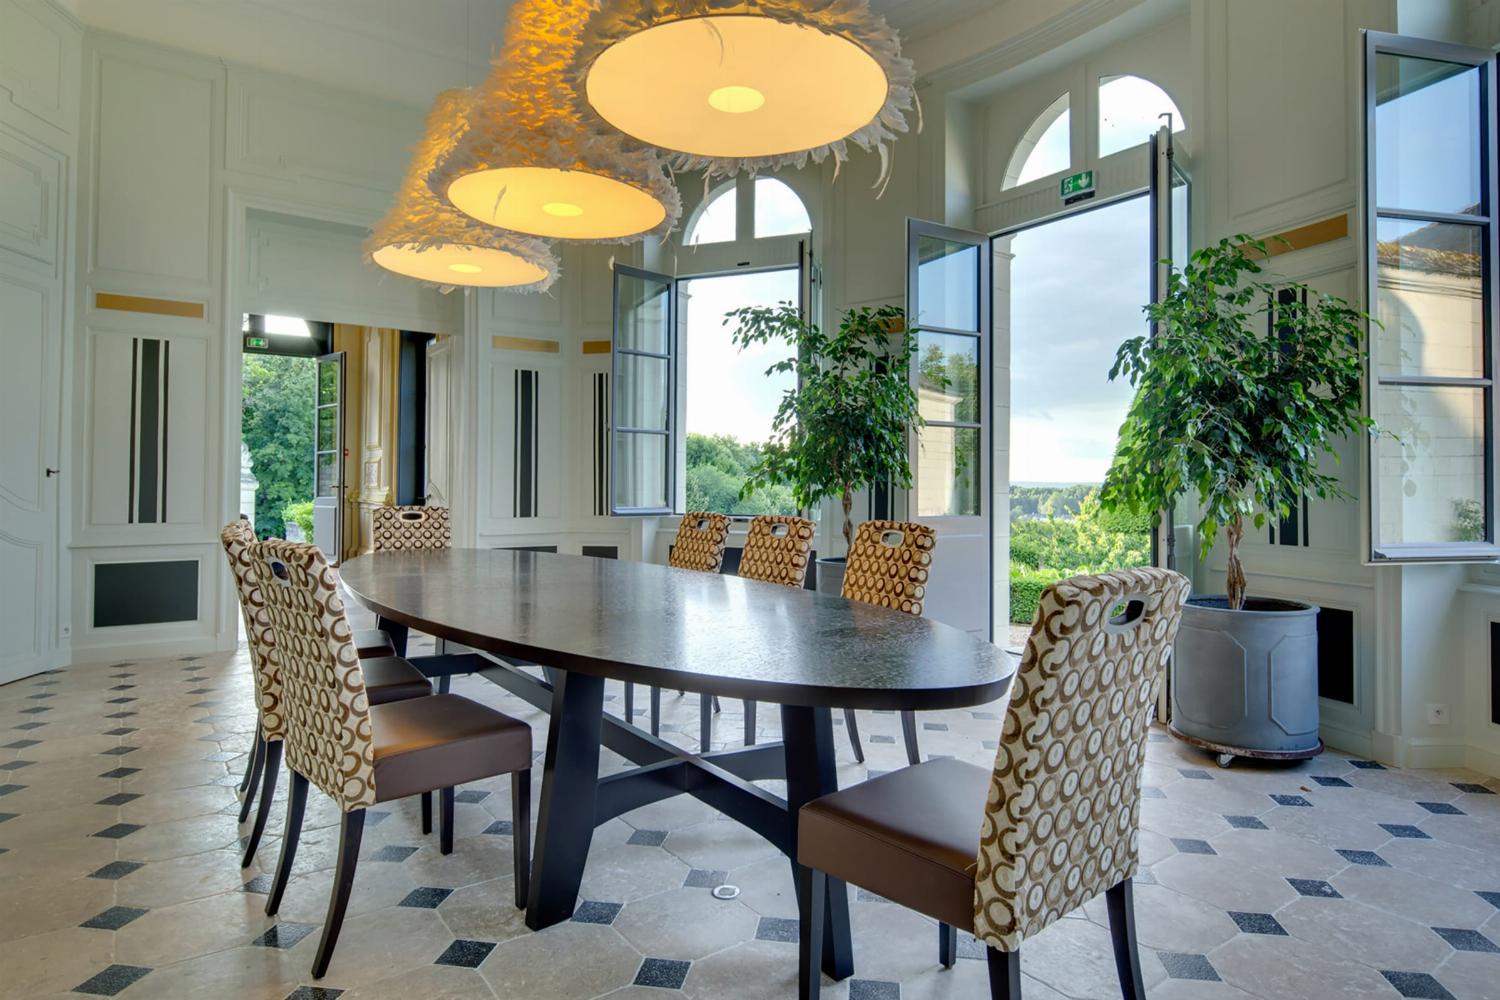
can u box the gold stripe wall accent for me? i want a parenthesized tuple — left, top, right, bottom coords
(492, 335, 560, 353)
(581, 340, 611, 355)
(95, 292, 206, 319)
(1244, 214, 1350, 260)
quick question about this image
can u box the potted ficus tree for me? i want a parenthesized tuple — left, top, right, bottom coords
(1100, 236, 1372, 765)
(726, 302, 921, 593)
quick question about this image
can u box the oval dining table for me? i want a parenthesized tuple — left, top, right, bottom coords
(341, 547, 1016, 982)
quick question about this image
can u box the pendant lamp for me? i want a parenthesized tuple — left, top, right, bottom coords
(369, 88, 558, 290)
(571, 1, 917, 180)
(430, 0, 681, 243)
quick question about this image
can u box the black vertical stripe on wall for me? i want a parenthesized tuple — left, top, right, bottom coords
(1491, 622, 1500, 725)
(136, 338, 161, 524)
(160, 341, 169, 521)
(593, 372, 609, 517)
(128, 339, 138, 524)
(514, 370, 538, 518)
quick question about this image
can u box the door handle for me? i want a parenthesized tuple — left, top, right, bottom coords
(45, 468, 59, 477)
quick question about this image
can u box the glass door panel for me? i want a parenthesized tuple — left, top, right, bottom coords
(313, 352, 344, 565)
(611, 265, 676, 514)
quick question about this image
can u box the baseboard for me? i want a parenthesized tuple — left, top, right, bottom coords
(1319, 719, 1373, 759)
(1463, 744, 1500, 780)
(1400, 737, 1469, 770)
(67, 632, 237, 665)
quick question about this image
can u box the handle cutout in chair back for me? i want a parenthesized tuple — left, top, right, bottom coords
(769, 522, 790, 538)
(399, 510, 425, 522)
(266, 558, 292, 588)
(879, 529, 905, 548)
(1105, 596, 1148, 633)
(694, 517, 710, 531)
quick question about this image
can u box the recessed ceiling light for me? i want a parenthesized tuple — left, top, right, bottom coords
(707, 85, 765, 114)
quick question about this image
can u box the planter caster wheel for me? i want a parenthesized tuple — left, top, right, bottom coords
(1216, 753, 1235, 769)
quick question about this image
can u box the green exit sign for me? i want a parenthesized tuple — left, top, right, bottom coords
(1060, 170, 1096, 202)
(244, 335, 269, 350)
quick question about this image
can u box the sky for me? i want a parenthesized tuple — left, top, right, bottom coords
(682, 268, 798, 441)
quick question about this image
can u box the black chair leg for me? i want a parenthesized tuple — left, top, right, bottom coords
(1105, 878, 1146, 1000)
(842, 708, 865, 764)
(797, 865, 826, 1000)
(650, 686, 662, 737)
(437, 675, 452, 694)
(901, 709, 921, 765)
(241, 739, 281, 868)
(238, 728, 264, 796)
(700, 695, 713, 751)
(439, 787, 455, 855)
(238, 731, 266, 823)
(939, 922, 958, 968)
(712, 695, 722, 712)
(512, 767, 531, 910)
(624, 682, 635, 725)
(986, 947, 1021, 1000)
(265, 770, 307, 916)
(744, 700, 757, 746)
(421, 790, 432, 835)
(311, 808, 366, 979)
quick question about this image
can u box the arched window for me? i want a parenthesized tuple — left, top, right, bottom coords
(1004, 93, 1070, 190)
(1097, 74, 1184, 158)
(685, 182, 737, 246)
(753, 177, 811, 238)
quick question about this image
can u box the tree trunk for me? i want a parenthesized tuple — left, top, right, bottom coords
(841, 488, 854, 553)
(1225, 514, 1247, 611)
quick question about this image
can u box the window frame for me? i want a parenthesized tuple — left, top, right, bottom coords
(1363, 30, 1500, 562)
(610, 263, 678, 517)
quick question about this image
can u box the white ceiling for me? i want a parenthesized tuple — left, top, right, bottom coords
(73, 0, 998, 109)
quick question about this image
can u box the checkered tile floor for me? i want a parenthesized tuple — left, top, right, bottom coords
(3, 620, 1499, 999)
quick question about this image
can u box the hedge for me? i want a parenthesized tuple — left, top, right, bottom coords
(1009, 566, 1063, 625)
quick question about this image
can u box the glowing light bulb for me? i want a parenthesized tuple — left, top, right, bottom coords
(707, 85, 766, 114)
(542, 202, 584, 217)
(448, 262, 484, 274)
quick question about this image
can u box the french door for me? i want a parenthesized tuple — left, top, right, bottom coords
(906, 219, 993, 639)
(312, 352, 345, 564)
(1150, 122, 1190, 571)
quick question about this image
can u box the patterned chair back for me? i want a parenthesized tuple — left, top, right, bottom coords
(220, 519, 283, 740)
(371, 505, 451, 551)
(251, 538, 377, 812)
(738, 515, 815, 589)
(972, 566, 1191, 951)
(667, 511, 731, 573)
(839, 520, 935, 616)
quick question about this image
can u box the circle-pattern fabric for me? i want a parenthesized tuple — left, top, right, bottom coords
(972, 566, 1191, 952)
(219, 520, 282, 740)
(738, 515, 815, 589)
(840, 519, 935, 616)
(251, 538, 377, 811)
(371, 505, 452, 551)
(667, 511, 731, 573)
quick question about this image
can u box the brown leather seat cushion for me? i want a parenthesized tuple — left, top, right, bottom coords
(798, 757, 991, 930)
(361, 656, 432, 705)
(354, 628, 396, 659)
(370, 694, 531, 802)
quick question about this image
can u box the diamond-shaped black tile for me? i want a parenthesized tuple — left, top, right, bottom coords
(922, 722, 948, 731)
(1311, 776, 1352, 788)
(627, 828, 667, 846)
(1159, 952, 1220, 982)
(684, 868, 727, 888)
(434, 939, 495, 968)
(1178, 768, 1213, 780)
(1416, 801, 1464, 816)
(99, 767, 140, 779)
(1432, 927, 1500, 953)
(89, 861, 145, 881)
(18, 706, 51, 715)
(1349, 760, 1386, 770)
(105, 712, 135, 720)
(103, 728, 137, 737)
(73, 964, 152, 996)
(634, 958, 691, 990)
(1336, 848, 1389, 867)
(1141, 785, 1166, 799)
(1270, 794, 1312, 807)
(398, 886, 453, 909)
(109, 684, 136, 691)
(13, 721, 46, 730)
(1228, 911, 1287, 936)
(91, 823, 143, 840)
(81, 906, 148, 930)
(572, 900, 622, 925)
(1380, 970, 1456, 999)
(1453, 782, 1495, 795)
(480, 820, 513, 836)
(364, 810, 390, 827)
(0, 812, 15, 824)
(186, 688, 212, 695)
(1224, 815, 1267, 830)
(0, 783, 25, 796)
(755, 916, 799, 943)
(251, 922, 317, 949)
(1287, 878, 1341, 898)
(95, 792, 141, 806)
(242, 874, 274, 893)
(105, 698, 136, 705)
(100, 746, 139, 757)
(1380, 823, 1429, 840)
(847, 980, 900, 1000)
(1171, 838, 1216, 856)
(284, 988, 345, 1000)
(868, 734, 896, 744)
(454, 789, 489, 804)
(1478, 891, 1500, 911)
(2, 739, 40, 749)
(368, 845, 419, 863)
(0, 759, 34, 771)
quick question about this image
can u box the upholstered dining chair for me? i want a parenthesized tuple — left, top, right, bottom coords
(838, 519, 937, 765)
(795, 566, 1191, 1000)
(220, 519, 434, 866)
(365, 504, 453, 660)
(251, 537, 533, 979)
(736, 514, 815, 745)
(635, 511, 732, 746)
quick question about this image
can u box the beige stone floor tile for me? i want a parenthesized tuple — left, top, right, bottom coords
(1208, 933, 1399, 1000)
(0, 926, 118, 998)
(435, 875, 530, 943)
(478, 921, 641, 999)
(338, 963, 499, 999)
(612, 886, 759, 960)
(0, 873, 118, 943)
(113, 888, 280, 967)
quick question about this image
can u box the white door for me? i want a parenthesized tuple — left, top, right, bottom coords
(0, 266, 64, 683)
(425, 335, 454, 508)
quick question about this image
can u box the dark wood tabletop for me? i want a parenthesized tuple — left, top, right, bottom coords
(340, 548, 1014, 712)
